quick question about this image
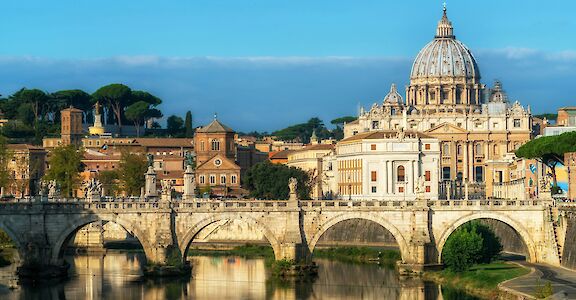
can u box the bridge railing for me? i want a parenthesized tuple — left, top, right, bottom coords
(0, 197, 553, 213)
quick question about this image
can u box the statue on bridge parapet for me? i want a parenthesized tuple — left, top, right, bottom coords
(415, 175, 426, 207)
(183, 164, 196, 200)
(47, 180, 60, 199)
(145, 164, 158, 198)
(161, 179, 172, 203)
(84, 178, 103, 202)
(289, 177, 298, 202)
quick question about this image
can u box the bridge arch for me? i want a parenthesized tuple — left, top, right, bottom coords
(436, 212, 537, 263)
(179, 214, 282, 261)
(0, 220, 25, 262)
(51, 214, 154, 263)
(308, 213, 411, 263)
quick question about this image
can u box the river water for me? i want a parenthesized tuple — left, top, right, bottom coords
(0, 251, 478, 300)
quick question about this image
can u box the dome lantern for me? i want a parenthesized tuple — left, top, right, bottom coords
(436, 5, 454, 38)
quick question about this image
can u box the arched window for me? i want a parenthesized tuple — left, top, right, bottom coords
(457, 144, 462, 156)
(493, 144, 499, 155)
(200, 141, 205, 151)
(397, 165, 405, 182)
(442, 143, 450, 156)
(475, 143, 482, 155)
(211, 139, 220, 151)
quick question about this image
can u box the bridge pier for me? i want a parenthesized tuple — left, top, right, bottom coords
(17, 237, 69, 280)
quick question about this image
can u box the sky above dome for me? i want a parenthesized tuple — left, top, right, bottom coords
(0, 0, 575, 131)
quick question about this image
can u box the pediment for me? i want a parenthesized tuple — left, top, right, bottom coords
(425, 123, 467, 134)
(197, 154, 240, 170)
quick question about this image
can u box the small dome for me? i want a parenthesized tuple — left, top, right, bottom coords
(383, 83, 403, 104)
(410, 7, 480, 81)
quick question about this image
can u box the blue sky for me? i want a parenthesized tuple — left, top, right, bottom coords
(0, 1, 575, 131)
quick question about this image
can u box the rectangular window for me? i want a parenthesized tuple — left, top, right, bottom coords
(371, 171, 377, 182)
(199, 176, 205, 184)
(425, 144, 431, 150)
(425, 186, 431, 193)
(209, 175, 216, 185)
(398, 186, 404, 193)
(371, 186, 377, 193)
(220, 175, 226, 184)
(371, 144, 376, 151)
(514, 119, 521, 128)
(425, 171, 431, 181)
(442, 167, 451, 181)
(231, 175, 237, 184)
(372, 121, 379, 129)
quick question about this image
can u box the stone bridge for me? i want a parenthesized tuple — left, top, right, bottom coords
(0, 197, 564, 277)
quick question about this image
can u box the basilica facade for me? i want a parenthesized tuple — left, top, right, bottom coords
(343, 7, 532, 188)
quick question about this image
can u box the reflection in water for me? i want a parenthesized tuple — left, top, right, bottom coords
(0, 251, 479, 300)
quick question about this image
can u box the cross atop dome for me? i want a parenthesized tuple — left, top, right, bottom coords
(436, 3, 454, 38)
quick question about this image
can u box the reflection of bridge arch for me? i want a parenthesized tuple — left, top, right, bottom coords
(308, 213, 411, 263)
(51, 214, 153, 263)
(436, 212, 537, 263)
(180, 214, 282, 260)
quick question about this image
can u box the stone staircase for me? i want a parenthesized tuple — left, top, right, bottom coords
(549, 206, 564, 263)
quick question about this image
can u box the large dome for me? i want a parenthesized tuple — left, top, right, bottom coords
(410, 8, 480, 81)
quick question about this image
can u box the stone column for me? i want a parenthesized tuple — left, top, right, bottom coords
(451, 142, 457, 181)
(183, 165, 196, 201)
(463, 141, 469, 181)
(468, 141, 474, 182)
(387, 161, 393, 195)
(145, 166, 157, 198)
(383, 160, 388, 194)
(411, 160, 417, 196)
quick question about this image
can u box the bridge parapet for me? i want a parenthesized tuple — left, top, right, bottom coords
(0, 197, 554, 214)
(427, 199, 550, 209)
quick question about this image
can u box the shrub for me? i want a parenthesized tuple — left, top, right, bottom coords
(442, 221, 503, 272)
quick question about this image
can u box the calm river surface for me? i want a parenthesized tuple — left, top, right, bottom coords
(0, 251, 478, 300)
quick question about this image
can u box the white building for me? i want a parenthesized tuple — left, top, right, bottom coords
(323, 131, 440, 201)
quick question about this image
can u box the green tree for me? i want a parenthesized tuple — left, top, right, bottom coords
(117, 152, 147, 196)
(184, 111, 193, 138)
(0, 135, 11, 191)
(516, 131, 576, 189)
(273, 117, 330, 143)
(125, 101, 163, 137)
(442, 221, 503, 272)
(45, 145, 84, 197)
(92, 84, 132, 134)
(10, 88, 50, 125)
(442, 226, 483, 272)
(97, 170, 119, 196)
(51, 89, 93, 122)
(166, 115, 184, 136)
(330, 116, 357, 127)
(244, 161, 311, 200)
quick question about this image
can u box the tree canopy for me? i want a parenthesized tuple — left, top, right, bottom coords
(244, 161, 311, 200)
(44, 145, 84, 197)
(442, 221, 503, 272)
(516, 131, 576, 188)
(330, 116, 357, 126)
(92, 84, 132, 134)
(125, 95, 162, 137)
(273, 117, 333, 143)
(184, 111, 193, 138)
(166, 115, 184, 136)
(117, 151, 147, 196)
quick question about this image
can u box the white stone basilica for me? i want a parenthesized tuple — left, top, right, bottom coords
(323, 6, 533, 200)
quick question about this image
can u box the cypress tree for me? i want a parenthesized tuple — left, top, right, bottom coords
(184, 111, 193, 138)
